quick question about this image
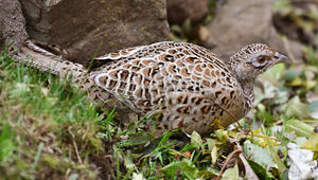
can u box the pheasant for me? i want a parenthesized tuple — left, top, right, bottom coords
(17, 40, 289, 136)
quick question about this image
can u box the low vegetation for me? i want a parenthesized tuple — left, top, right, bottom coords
(0, 51, 109, 179)
(1, 1, 318, 179)
(1, 43, 318, 179)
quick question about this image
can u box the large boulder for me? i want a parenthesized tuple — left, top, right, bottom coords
(0, 0, 28, 51)
(19, 0, 170, 65)
(167, 0, 209, 24)
(205, 0, 305, 61)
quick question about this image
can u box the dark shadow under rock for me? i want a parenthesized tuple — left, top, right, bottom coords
(167, 0, 209, 24)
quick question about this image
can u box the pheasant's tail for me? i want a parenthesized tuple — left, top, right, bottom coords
(14, 40, 88, 83)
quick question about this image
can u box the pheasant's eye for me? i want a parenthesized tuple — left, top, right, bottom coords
(250, 55, 270, 68)
(257, 56, 269, 64)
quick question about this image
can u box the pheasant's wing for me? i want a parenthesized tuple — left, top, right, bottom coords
(92, 41, 174, 69)
(94, 41, 187, 61)
(90, 41, 195, 111)
(95, 45, 146, 61)
(93, 41, 221, 62)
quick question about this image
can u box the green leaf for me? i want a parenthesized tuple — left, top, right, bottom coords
(215, 129, 228, 142)
(162, 159, 198, 179)
(260, 63, 286, 83)
(124, 152, 136, 171)
(243, 141, 275, 170)
(268, 146, 286, 174)
(248, 160, 275, 180)
(282, 69, 301, 82)
(170, 25, 182, 34)
(163, 158, 216, 179)
(191, 131, 203, 149)
(284, 97, 312, 119)
(274, 0, 290, 11)
(285, 120, 314, 138)
(303, 134, 318, 151)
(309, 101, 318, 119)
(221, 163, 239, 180)
(210, 149, 218, 166)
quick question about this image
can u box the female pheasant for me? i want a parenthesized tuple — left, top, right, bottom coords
(18, 41, 289, 135)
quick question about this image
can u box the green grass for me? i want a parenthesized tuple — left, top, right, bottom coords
(0, 51, 108, 179)
(1, 45, 318, 180)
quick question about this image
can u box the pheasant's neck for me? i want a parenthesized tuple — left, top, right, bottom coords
(239, 79, 255, 112)
(227, 57, 254, 112)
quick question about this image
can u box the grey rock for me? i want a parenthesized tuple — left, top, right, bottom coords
(0, 0, 28, 51)
(206, 0, 305, 61)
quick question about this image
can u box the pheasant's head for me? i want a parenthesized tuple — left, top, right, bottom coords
(229, 43, 289, 83)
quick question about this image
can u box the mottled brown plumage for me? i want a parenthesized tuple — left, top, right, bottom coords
(19, 40, 289, 136)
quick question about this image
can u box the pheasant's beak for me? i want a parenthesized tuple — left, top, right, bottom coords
(274, 52, 291, 65)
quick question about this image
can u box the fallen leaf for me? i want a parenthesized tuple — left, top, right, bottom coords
(132, 173, 146, 180)
(198, 26, 210, 42)
(309, 100, 318, 119)
(221, 163, 239, 180)
(191, 131, 203, 149)
(243, 141, 276, 170)
(303, 134, 318, 151)
(207, 138, 218, 165)
(285, 120, 314, 138)
(182, 151, 192, 159)
(284, 97, 312, 119)
(287, 143, 318, 180)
